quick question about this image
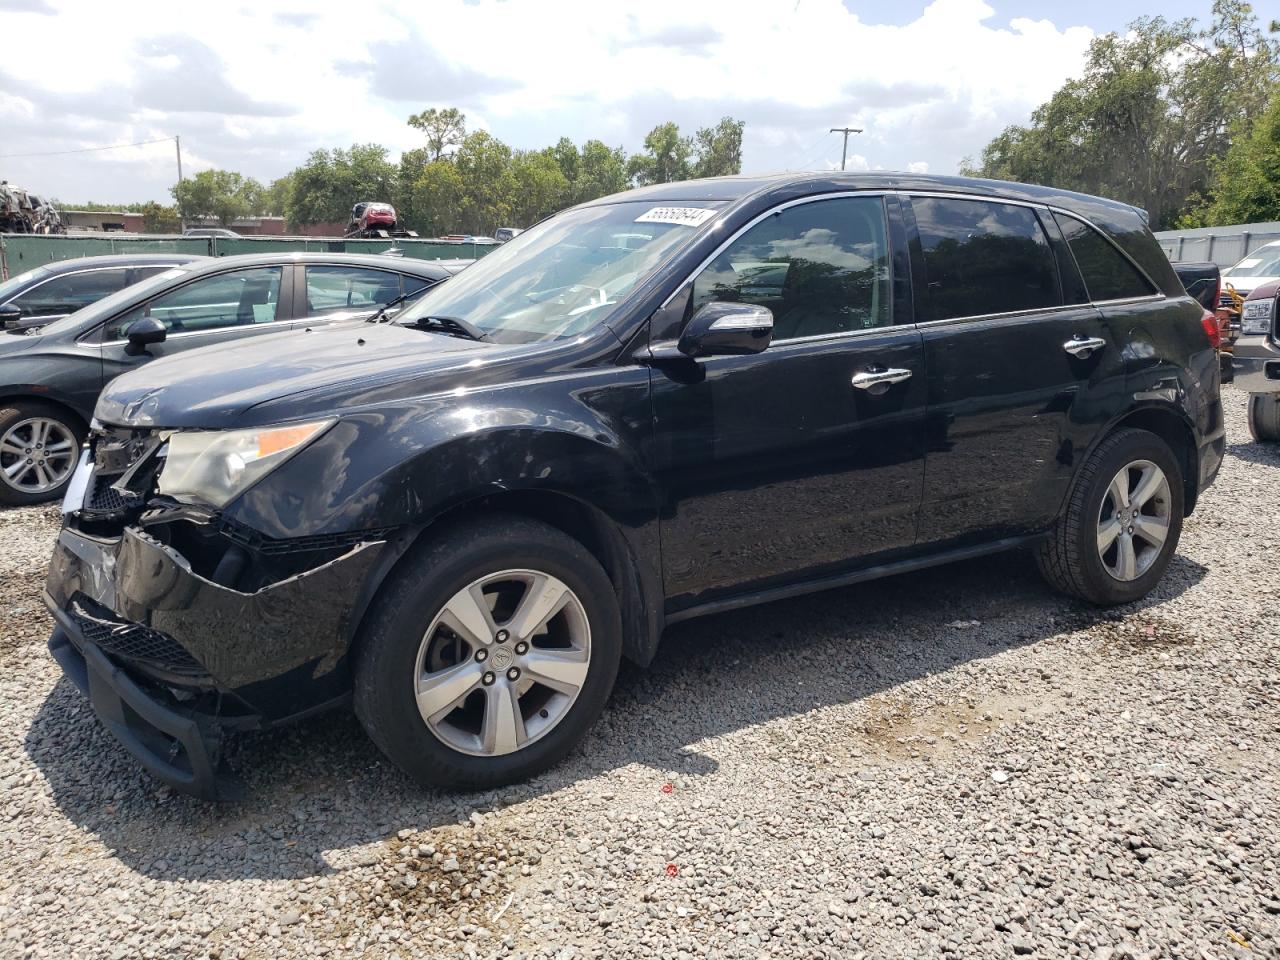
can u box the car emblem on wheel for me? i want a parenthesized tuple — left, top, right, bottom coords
(490, 645, 514, 670)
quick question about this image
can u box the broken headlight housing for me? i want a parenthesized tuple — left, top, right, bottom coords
(1241, 297, 1275, 336)
(157, 419, 334, 508)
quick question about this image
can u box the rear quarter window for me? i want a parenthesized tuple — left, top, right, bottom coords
(1052, 212, 1155, 302)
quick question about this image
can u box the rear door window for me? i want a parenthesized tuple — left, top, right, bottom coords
(305, 265, 404, 315)
(10, 268, 129, 318)
(1051, 212, 1155, 302)
(911, 197, 1060, 322)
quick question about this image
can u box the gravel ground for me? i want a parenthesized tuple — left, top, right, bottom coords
(2, 387, 1278, 960)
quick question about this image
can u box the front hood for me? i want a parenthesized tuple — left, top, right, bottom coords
(1223, 274, 1277, 297)
(96, 323, 503, 429)
(1242, 278, 1280, 301)
(0, 328, 44, 356)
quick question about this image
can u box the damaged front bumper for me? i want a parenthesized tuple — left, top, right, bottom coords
(45, 437, 391, 798)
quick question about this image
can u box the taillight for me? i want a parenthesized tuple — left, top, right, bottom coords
(1201, 309, 1222, 348)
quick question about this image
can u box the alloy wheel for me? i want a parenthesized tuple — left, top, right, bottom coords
(1096, 459, 1172, 582)
(0, 417, 77, 494)
(413, 569, 592, 757)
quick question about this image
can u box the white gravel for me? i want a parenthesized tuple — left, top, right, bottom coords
(1, 387, 1277, 960)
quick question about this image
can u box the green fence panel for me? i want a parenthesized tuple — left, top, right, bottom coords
(1, 233, 494, 279)
(0, 234, 211, 277)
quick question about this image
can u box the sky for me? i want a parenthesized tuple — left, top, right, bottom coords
(0, 0, 1253, 205)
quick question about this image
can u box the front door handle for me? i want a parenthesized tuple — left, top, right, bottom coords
(1063, 335, 1106, 358)
(851, 367, 913, 390)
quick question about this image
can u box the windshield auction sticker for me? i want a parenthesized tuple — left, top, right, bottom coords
(635, 207, 718, 227)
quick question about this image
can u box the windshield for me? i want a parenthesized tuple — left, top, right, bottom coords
(35, 266, 193, 336)
(397, 200, 726, 343)
(0, 265, 51, 303)
(1229, 246, 1280, 278)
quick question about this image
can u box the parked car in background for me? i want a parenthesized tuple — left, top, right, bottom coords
(1222, 241, 1280, 298)
(1171, 261, 1232, 382)
(182, 227, 241, 239)
(0, 254, 207, 332)
(42, 173, 1223, 799)
(0, 253, 463, 505)
(1234, 280, 1280, 441)
(494, 227, 523, 243)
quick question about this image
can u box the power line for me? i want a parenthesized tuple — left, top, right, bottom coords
(0, 136, 176, 159)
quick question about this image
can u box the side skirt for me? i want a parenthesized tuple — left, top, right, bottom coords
(663, 533, 1049, 626)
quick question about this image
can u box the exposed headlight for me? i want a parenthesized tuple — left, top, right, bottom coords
(157, 419, 334, 507)
(1241, 298, 1275, 335)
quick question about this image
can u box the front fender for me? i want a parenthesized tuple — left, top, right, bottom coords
(224, 372, 656, 540)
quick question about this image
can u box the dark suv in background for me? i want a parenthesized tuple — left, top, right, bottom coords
(44, 173, 1223, 798)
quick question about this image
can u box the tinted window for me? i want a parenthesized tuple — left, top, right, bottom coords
(132, 265, 179, 283)
(11, 268, 128, 317)
(689, 196, 891, 340)
(912, 197, 1060, 322)
(305, 265, 405, 316)
(106, 267, 283, 339)
(1052, 212, 1155, 301)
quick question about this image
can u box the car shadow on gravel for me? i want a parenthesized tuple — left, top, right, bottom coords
(25, 546, 1206, 883)
(1225, 439, 1280, 467)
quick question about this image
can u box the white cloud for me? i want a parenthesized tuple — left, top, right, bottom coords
(908, 161, 930, 174)
(0, 0, 1095, 203)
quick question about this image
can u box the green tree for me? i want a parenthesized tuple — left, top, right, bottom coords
(170, 169, 264, 225)
(1192, 88, 1280, 224)
(405, 160, 466, 236)
(628, 122, 692, 186)
(454, 131, 516, 233)
(407, 107, 467, 161)
(263, 175, 292, 217)
(285, 144, 396, 225)
(138, 201, 181, 233)
(692, 117, 745, 178)
(967, 1, 1279, 228)
(511, 150, 569, 226)
(572, 139, 629, 203)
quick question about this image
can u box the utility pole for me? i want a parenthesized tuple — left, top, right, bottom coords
(174, 135, 185, 231)
(829, 126, 863, 171)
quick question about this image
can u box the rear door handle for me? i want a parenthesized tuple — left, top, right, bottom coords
(851, 367, 913, 390)
(1063, 335, 1106, 358)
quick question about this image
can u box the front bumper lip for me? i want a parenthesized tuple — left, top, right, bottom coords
(46, 525, 387, 692)
(47, 609, 233, 800)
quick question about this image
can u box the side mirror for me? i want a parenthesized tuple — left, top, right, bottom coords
(677, 301, 774, 358)
(124, 316, 167, 356)
(0, 303, 21, 330)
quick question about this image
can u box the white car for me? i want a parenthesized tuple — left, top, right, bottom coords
(1223, 240, 1280, 299)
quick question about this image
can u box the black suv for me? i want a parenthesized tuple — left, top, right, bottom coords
(44, 173, 1224, 798)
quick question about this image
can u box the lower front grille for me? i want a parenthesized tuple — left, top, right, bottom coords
(86, 474, 143, 512)
(69, 596, 207, 679)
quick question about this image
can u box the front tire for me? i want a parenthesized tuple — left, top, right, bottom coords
(354, 514, 622, 790)
(1037, 428, 1184, 606)
(0, 401, 84, 506)
(1247, 393, 1280, 443)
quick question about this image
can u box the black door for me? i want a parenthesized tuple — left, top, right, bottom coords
(906, 194, 1127, 547)
(648, 194, 927, 609)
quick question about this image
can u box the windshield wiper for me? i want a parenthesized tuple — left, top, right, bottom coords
(366, 285, 431, 323)
(408, 315, 489, 342)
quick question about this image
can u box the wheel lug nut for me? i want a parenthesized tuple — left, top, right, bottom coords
(506, 667, 520, 681)
(475, 648, 488, 662)
(495, 629, 509, 643)
(514, 641, 528, 655)
(482, 671, 495, 686)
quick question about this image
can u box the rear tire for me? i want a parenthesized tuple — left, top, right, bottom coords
(0, 401, 84, 506)
(1037, 428, 1184, 606)
(1247, 393, 1280, 443)
(354, 514, 622, 790)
